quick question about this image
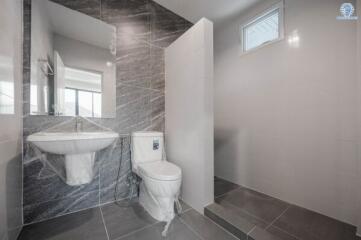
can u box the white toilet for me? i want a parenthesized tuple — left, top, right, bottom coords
(131, 131, 182, 224)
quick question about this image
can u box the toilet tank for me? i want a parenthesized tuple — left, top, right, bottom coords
(131, 131, 164, 171)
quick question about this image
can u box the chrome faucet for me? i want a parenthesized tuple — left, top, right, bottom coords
(75, 117, 83, 132)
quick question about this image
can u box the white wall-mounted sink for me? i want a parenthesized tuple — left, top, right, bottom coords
(27, 131, 119, 186)
(27, 131, 119, 155)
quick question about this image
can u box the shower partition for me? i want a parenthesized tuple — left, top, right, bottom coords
(165, 18, 214, 213)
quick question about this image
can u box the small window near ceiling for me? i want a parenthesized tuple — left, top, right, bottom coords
(240, 1, 284, 54)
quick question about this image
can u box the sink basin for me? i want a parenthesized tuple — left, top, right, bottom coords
(27, 131, 119, 155)
(27, 131, 119, 186)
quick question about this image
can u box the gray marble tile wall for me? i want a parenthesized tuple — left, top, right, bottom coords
(22, 0, 192, 224)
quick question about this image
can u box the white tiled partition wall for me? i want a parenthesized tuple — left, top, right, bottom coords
(0, 0, 23, 239)
(165, 18, 214, 213)
(214, 0, 360, 230)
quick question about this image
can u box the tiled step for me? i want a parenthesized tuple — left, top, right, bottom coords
(211, 178, 358, 240)
(205, 201, 359, 240)
(205, 203, 284, 240)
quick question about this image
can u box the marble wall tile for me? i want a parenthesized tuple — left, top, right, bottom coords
(149, 2, 190, 48)
(150, 92, 165, 118)
(150, 3, 185, 36)
(23, 0, 31, 118)
(115, 45, 151, 88)
(23, 190, 99, 224)
(23, 116, 72, 138)
(23, 160, 99, 207)
(101, 0, 150, 24)
(151, 114, 165, 132)
(50, 0, 101, 19)
(22, 0, 192, 224)
(23, 0, 31, 74)
(99, 137, 136, 204)
(149, 46, 165, 91)
(43, 118, 108, 133)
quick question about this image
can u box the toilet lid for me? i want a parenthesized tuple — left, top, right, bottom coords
(139, 161, 181, 181)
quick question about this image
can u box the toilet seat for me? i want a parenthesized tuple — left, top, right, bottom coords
(139, 161, 181, 181)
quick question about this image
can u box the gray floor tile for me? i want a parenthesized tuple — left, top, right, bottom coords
(217, 187, 289, 225)
(272, 205, 356, 240)
(266, 226, 300, 240)
(214, 177, 240, 197)
(180, 209, 237, 240)
(214, 199, 269, 229)
(101, 200, 157, 240)
(248, 227, 283, 240)
(177, 199, 191, 214)
(120, 218, 201, 240)
(18, 208, 108, 240)
(205, 203, 253, 240)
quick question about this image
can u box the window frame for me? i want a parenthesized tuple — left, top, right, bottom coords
(65, 87, 101, 118)
(64, 66, 103, 93)
(239, 1, 285, 55)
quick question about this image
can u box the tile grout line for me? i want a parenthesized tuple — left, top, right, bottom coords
(179, 202, 239, 240)
(115, 207, 193, 240)
(214, 187, 241, 199)
(23, 194, 99, 226)
(246, 226, 256, 239)
(23, 196, 130, 227)
(98, 159, 101, 209)
(99, 207, 110, 240)
(219, 199, 269, 227)
(180, 207, 192, 214)
(178, 217, 207, 240)
(202, 214, 239, 240)
(116, 82, 164, 93)
(207, 210, 246, 237)
(265, 205, 290, 230)
(261, 205, 303, 240)
(116, 222, 160, 240)
(22, 180, 100, 206)
(217, 180, 293, 211)
(269, 225, 303, 240)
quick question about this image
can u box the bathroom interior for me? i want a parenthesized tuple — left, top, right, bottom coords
(1, 0, 361, 239)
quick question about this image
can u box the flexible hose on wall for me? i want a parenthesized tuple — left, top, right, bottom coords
(114, 136, 138, 207)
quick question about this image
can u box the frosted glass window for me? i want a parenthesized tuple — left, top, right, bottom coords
(78, 91, 93, 117)
(65, 67, 102, 92)
(64, 88, 76, 116)
(241, 4, 283, 53)
(65, 88, 101, 117)
(63, 66, 102, 117)
(93, 93, 101, 118)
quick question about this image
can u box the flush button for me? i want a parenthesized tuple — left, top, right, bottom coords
(153, 139, 159, 150)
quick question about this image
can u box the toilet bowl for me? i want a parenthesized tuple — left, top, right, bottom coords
(138, 161, 181, 221)
(131, 131, 182, 224)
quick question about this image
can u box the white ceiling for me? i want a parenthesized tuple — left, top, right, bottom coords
(153, 0, 262, 26)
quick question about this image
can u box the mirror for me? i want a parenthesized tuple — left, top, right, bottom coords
(30, 0, 116, 118)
